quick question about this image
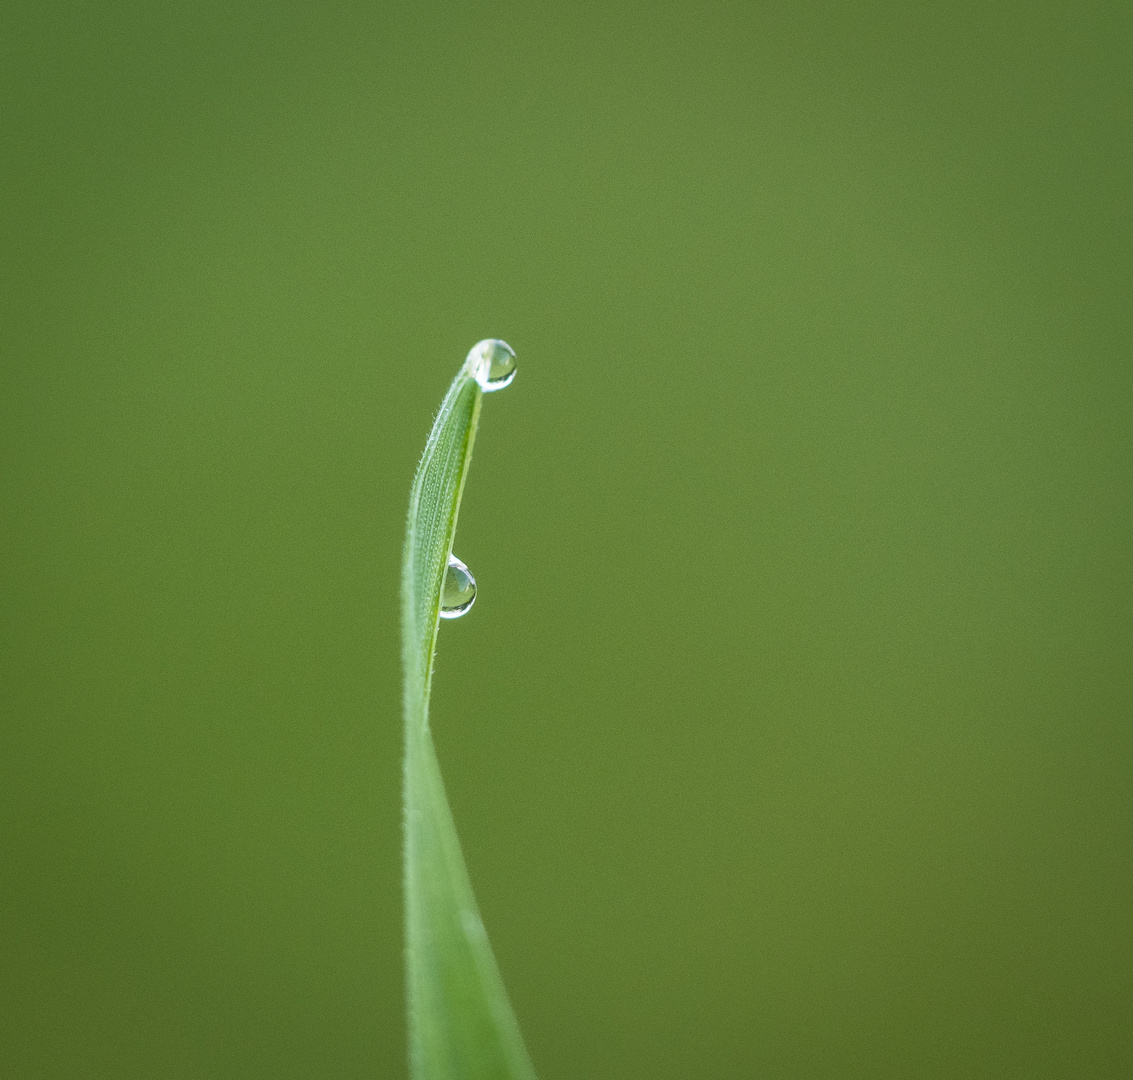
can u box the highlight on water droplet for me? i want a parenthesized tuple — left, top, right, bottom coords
(468, 339, 517, 392)
(439, 553, 476, 619)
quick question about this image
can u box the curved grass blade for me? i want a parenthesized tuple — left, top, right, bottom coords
(401, 345, 537, 1080)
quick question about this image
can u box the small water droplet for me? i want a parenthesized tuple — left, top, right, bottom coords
(439, 554, 476, 619)
(468, 339, 517, 392)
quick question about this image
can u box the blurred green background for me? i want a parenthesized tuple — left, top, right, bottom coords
(2, 2, 1130, 1077)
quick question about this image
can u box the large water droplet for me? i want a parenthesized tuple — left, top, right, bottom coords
(468, 339, 517, 392)
(439, 554, 476, 618)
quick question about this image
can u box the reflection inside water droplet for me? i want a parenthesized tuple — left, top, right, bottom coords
(468, 339, 517, 392)
(439, 554, 476, 618)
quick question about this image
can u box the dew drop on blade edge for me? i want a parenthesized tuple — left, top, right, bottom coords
(439, 554, 476, 618)
(469, 339, 517, 392)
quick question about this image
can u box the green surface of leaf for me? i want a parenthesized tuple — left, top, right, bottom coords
(401, 350, 537, 1080)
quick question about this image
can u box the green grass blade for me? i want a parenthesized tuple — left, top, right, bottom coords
(401, 346, 537, 1080)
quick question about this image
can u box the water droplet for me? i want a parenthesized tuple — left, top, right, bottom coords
(468, 339, 517, 392)
(439, 554, 476, 618)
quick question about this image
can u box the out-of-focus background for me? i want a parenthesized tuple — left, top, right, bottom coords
(2, 3, 1130, 1077)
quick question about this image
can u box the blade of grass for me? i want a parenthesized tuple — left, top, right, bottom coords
(401, 346, 537, 1080)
